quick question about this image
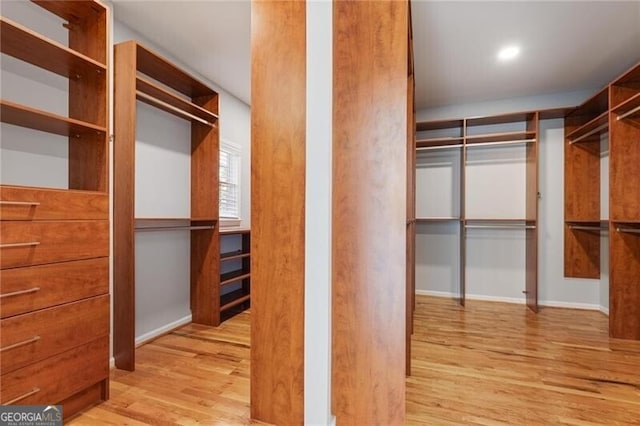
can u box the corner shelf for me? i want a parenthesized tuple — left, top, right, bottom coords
(0, 17, 106, 79)
(220, 289, 250, 312)
(0, 100, 107, 137)
(465, 130, 536, 146)
(612, 92, 640, 121)
(219, 229, 251, 321)
(566, 111, 608, 144)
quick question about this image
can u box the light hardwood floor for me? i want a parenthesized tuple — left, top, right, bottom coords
(71, 297, 640, 425)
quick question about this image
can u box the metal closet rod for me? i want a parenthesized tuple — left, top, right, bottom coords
(136, 91, 216, 127)
(568, 224, 608, 232)
(465, 138, 535, 148)
(135, 225, 215, 232)
(569, 123, 608, 144)
(465, 224, 536, 230)
(617, 227, 640, 234)
(617, 104, 640, 121)
(417, 144, 463, 151)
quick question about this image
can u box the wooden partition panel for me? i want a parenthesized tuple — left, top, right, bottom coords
(525, 113, 539, 311)
(332, 1, 408, 425)
(250, 1, 305, 424)
(610, 228, 640, 339)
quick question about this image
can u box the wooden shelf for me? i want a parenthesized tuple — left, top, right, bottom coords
(221, 250, 251, 262)
(0, 17, 106, 79)
(566, 112, 609, 143)
(220, 289, 250, 312)
(416, 137, 463, 148)
(466, 218, 532, 223)
(415, 217, 460, 222)
(465, 130, 536, 145)
(220, 270, 251, 287)
(466, 111, 537, 127)
(32, 1, 107, 24)
(134, 218, 215, 231)
(416, 119, 463, 132)
(136, 76, 218, 125)
(220, 228, 251, 235)
(612, 92, 640, 121)
(0, 99, 106, 137)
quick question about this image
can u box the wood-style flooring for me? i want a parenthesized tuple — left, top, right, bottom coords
(70, 297, 640, 425)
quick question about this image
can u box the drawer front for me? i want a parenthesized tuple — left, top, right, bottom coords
(1, 295, 109, 373)
(0, 258, 109, 318)
(0, 220, 108, 269)
(0, 185, 108, 221)
(0, 337, 109, 405)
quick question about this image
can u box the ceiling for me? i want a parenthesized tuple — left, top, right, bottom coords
(112, 1, 640, 111)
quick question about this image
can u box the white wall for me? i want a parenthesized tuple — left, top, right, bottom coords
(416, 92, 610, 311)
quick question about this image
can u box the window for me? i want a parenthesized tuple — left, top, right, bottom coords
(219, 140, 241, 220)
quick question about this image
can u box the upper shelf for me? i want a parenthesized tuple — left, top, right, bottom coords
(612, 92, 640, 121)
(136, 76, 218, 126)
(32, 0, 107, 24)
(0, 17, 107, 78)
(465, 130, 536, 146)
(0, 99, 106, 137)
(416, 136, 463, 149)
(416, 119, 464, 132)
(566, 111, 608, 144)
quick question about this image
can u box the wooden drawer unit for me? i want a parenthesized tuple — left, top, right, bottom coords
(0, 186, 108, 221)
(0, 220, 108, 269)
(1, 295, 109, 373)
(0, 258, 108, 318)
(0, 337, 109, 405)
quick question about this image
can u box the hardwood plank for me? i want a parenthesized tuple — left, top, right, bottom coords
(333, 1, 408, 424)
(251, 1, 305, 424)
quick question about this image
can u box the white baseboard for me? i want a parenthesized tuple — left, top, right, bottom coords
(110, 357, 115, 369)
(416, 289, 602, 311)
(135, 314, 192, 346)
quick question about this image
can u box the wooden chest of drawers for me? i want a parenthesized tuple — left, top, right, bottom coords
(0, 185, 110, 416)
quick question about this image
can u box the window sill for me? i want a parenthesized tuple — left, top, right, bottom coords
(219, 218, 242, 228)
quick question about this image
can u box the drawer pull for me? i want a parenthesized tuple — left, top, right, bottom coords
(0, 287, 40, 299)
(0, 201, 40, 206)
(1, 335, 41, 352)
(4, 387, 41, 405)
(0, 242, 40, 249)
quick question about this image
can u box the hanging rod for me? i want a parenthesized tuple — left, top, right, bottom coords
(136, 91, 215, 127)
(616, 227, 640, 234)
(135, 225, 215, 232)
(417, 144, 463, 151)
(465, 139, 535, 149)
(569, 123, 608, 144)
(617, 104, 640, 121)
(568, 224, 608, 232)
(465, 224, 536, 230)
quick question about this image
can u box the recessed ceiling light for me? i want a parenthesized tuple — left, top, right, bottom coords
(497, 45, 520, 62)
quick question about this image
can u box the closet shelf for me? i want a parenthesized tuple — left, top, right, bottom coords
(0, 17, 106, 79)
(33, 1, 107, 24)
(416, 119, 463, 132)
(134, 218, 216, 231)
(221, 250, 251, 262)
(0, 99, 107, 137)
(220, 289, 250, 312)
(220, 270, 251, 287)
(465, 130, 536, 145)
(416, 137, 463, 149)
(612, 92, 640, 121)
(416, 217, 461, 222)
(220, 228, 251, 235)
(567, 112, 608, 144)
(136, 76, 218, 126)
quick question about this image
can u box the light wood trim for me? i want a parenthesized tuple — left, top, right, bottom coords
(332, 1, 407, 424)
(250, 1, 306, 424)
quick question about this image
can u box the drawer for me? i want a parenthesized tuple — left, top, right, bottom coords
(0, 220, 108, 269)
(0, 258, 109, 318)
(0, 185, 108, 220)
(0, 337, 108, 405)
(1, 295, 109, 373)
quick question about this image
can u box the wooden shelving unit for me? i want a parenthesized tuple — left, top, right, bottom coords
(113, 41, 220, 371)
(0, 0, 109, 415)
(416, 110, 539, 311)
(609, 62, 640, 340)
(219, 228, 250, 321)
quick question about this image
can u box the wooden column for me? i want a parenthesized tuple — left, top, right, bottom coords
(332, 1, 408, 425)
(250, 1, 306, 424)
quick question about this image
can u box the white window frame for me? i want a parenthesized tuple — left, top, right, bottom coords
(219, 139, 242, 227)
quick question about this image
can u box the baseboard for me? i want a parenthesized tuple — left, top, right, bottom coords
(416, 289, 602, 311)
(135, 314, 192, 346)
(110, 357, 115, 369)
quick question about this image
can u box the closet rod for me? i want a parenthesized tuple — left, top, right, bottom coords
(617, 104, 640, 121)
(416, 144, 463, 151)
(136, 91, 215, 127)
(616, 227, 640, 234)
(569, 123, 608, 144)
(135, 225, 215, 232)
(568, 224, 608, 232)
(465, 224, 536, 230)
(465, 138, 535, 148)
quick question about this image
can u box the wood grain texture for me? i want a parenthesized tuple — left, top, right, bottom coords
(250, 1, 305, 424)
(0, 257, 108, 318)
(525, 113, 538, 312)
(407, 296, 640, 425)
(332, 1, 407, 425)
(1, 295, 109, 373)
(406, 67, 415, 376)
(0, 185, 108, 220)
(564, 223, 600, 278)
(610, 226, 640, 339)
(113, 40, 138, 371)
(0, 337, 109, 406)
(0, 220, 108, 269)
(610, 114, 640, 222)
